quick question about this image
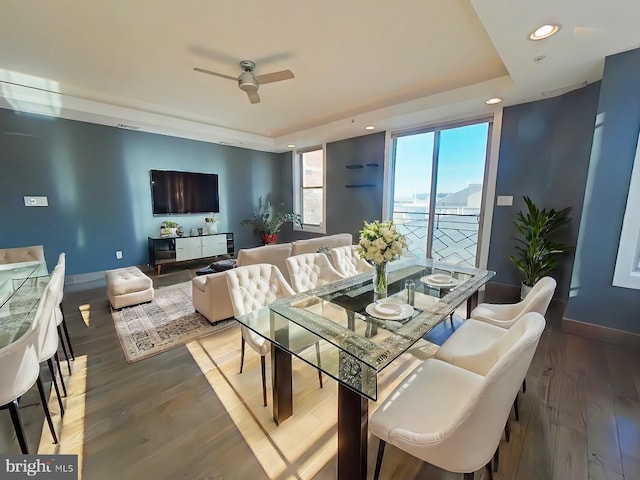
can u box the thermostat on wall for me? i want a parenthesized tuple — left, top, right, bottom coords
(24, 196, 48, 207)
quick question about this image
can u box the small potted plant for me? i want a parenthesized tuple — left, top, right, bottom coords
(241, 199, 302, 244)
(509, 196, 572, 299)
(204, 215, 218, 234)
(160, 220, 180, 237)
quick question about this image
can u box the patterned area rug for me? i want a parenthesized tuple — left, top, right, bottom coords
(111, 281, 234, 363)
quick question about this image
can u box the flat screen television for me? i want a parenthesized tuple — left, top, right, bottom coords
(150, 169, 220, 215)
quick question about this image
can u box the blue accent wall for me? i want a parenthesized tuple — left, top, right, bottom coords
(326, 132, 386, 238)
(567, 48, 640, 333)
(0, 109, 282, 275)
(277, 132, 386, 243)
(487, 83, 600, 300)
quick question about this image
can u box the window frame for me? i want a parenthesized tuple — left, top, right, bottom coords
(292, 144, 326, 234)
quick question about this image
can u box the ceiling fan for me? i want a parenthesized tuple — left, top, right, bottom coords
(194, 60, 294, 104)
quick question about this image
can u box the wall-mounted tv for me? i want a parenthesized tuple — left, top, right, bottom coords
(150, 169, 220, 215)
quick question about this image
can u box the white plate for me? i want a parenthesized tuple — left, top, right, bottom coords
(373, 302, 404, 315)
(421, 274, 459, 288)
(365, 302, 415, 320)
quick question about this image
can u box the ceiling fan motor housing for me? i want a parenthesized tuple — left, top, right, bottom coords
(238, 71, 259, 92)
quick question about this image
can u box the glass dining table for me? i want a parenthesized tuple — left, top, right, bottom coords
(235, 257, 495, 479)
(0, 261, 50, 348)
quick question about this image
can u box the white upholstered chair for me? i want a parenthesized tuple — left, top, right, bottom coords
(33, 266, 67, 418)
(225, 264, 322, 406)
(435, 277, 554, 417)
(0, 324, 53, 452)
(285, 252, 345, 293)
(0, 267, 66, 452)
(52, 253, 75, 375)
(326, 245, 373, 277)
(370, 312, 546, 479)
(0, 245, 45, 265)
(470, 276, 556, 329)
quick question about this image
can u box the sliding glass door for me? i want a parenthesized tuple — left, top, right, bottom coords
(391, 121, 491, 266)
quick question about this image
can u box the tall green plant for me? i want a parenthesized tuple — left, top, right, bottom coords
(240, 198, 302, 235)
(509, 196, 572, 287)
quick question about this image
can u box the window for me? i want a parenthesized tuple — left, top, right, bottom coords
(390, 119, 493, 267)
(293, 146, 325, 233)
(613, 130, 640, 289)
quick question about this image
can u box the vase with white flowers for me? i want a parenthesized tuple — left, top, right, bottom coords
(357, 220, 407, 298)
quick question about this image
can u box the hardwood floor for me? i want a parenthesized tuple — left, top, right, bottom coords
(2, 267, 639, 480)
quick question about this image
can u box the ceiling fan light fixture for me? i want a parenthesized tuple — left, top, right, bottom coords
(529, 24, 560, 40)
(194, 58, 294, 105)
(365, 125, 376, 131)
(485, 97, 503, 105)
(238, 72, 259, 92)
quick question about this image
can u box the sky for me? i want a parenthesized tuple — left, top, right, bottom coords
(394, 122, 489, 198)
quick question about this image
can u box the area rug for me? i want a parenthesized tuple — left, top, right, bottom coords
(111, 281, 234, 363)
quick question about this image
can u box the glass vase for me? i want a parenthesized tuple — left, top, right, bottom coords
(373, 262, 388, 299)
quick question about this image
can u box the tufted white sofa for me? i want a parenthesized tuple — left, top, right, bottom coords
(0, 245, 45, 265)
(192, 233, 353, 323)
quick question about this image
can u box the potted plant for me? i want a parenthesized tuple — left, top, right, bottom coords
(509, 196, 572, 298)
(204, 215, 218, 234)
(160, 220, 180, 237)
(241, 199, 302, 244)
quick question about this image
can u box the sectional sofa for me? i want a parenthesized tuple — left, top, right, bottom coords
(192, 233, 353, 323)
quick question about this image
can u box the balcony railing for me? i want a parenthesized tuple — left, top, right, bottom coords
(392, 209, 480, 267)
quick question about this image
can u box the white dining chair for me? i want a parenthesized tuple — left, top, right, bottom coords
(285, 252, 346, 293)
(33, 266, 67, 417)
(470, 276, 556, 329)
(0, 324, 59, 452)
(326, 245, 373, 277)
(370, 312, 546, 479)
(0, 245, 45, 265)
(225, 264, 322, 406)
(52, 253, 75, 375)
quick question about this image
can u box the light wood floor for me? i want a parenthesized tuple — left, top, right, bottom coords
(2, 266, 639, 480)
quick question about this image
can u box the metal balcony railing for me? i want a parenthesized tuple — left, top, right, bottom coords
(392, 210, 480, 267)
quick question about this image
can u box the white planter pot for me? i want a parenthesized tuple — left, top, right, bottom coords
(206, 223, 218, 234)
(520, 282, 533, 300)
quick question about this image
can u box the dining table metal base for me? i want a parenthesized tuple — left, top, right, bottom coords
(270, 345, 370, 479)
(271, 345, 293, 425)
(337, 383, 369, 479)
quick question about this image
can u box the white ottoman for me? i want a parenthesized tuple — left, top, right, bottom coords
(105, 267, 154, 309)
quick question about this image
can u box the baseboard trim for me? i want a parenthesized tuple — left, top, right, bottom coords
(562, 317, 640, 349)
(66, 270, 105, 285)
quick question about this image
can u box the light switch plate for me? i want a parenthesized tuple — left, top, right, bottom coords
(496, 195, 513, 206)
(24, 196, 48, 207)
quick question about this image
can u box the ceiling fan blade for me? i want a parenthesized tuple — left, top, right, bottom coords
(255, 70, 294, 85)
(247, 90, 261, 104)
(193, 67, 237, 81)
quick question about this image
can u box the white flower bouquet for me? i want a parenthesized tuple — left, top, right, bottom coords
(357, 220, 407, 265)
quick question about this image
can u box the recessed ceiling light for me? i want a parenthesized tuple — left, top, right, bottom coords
(485, 97, 503, 105)
(529, 24, 560, 40)
(287, 144, 296, 148)
(364, 125, 376, 130)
